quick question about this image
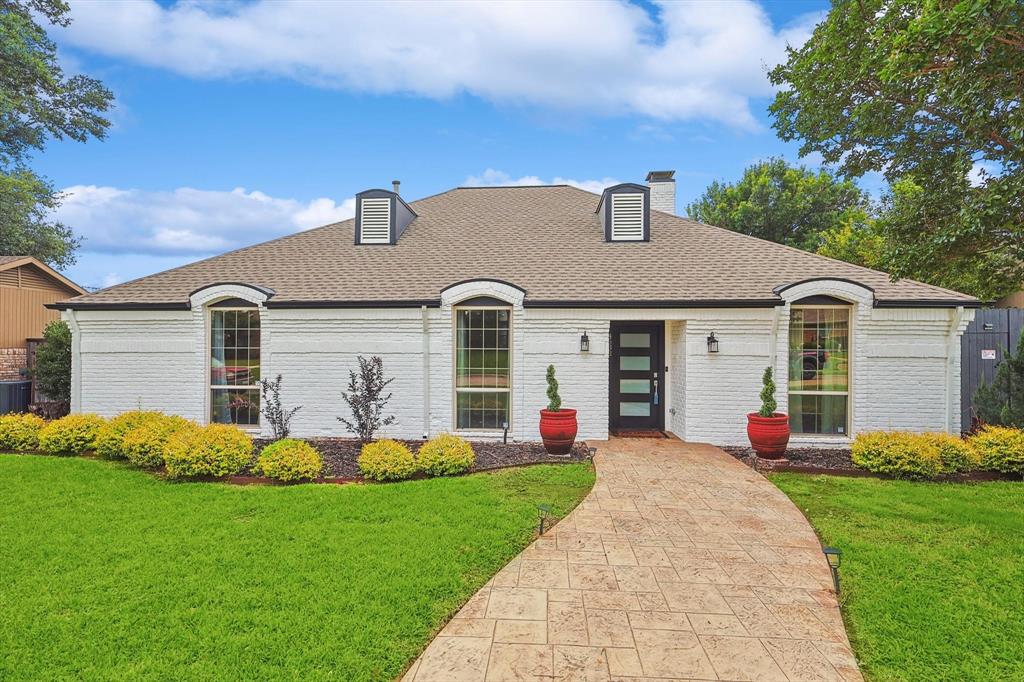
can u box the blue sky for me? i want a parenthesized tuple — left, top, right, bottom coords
(39, 0, 833, 290)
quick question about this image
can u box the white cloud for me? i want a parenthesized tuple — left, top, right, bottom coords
(57, 0, 823, 130)
(969, 161, 1002, 187)
(101, 272, 123, 288)
(55, 185, 355, 256)
(463, 169, 620, 195)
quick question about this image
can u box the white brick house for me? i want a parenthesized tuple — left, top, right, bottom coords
(53, 171, 978, 446)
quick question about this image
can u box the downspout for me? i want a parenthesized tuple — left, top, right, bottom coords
(945, 305, 966, 434)
(768, 306, 781, 371)
(63, 309, 82, 413)
(421, 305, 430, 439)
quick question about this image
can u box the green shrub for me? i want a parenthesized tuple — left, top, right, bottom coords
(971, 426, 1024, 474)
(255, 439, 323, 482)
(0, 413, 46, 451)
(122, 415, 194, 469)
(163, 423, 253, 479)
(358, 439, 417, 481)
(32, 320, 72, 403)
(851, 431, 941, 480)
(38, 414, 107, 456)
(923, 432, 979, 475)
(417, 434, 475, 476)
(95, 411, 165, 460)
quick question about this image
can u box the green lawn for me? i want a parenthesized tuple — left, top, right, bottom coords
(0, 454, 594, 681)
(771, 473, 1024, 681)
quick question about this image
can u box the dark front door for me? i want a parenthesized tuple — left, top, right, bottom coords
(609, 322, 665, 432)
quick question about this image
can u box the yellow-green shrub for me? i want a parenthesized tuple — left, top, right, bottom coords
(255, 439, 323, 482)
(122, 415, 194, 469)
(417, 434, 475, 476)
(922, 432, 979, 475)
(971, 426, 1024, 474)
(358, 439, 417, 481)
(95, 411, 165, 459)
(163, 423, 253, 479)
(0, 413, 46, 451)
(851, 431, 941, 480)
(38, 414, 107, 456)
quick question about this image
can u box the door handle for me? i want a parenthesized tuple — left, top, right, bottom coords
(653, 378, 659, 406)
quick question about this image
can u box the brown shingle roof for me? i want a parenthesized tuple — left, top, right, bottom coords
(55, 185, 978, 309)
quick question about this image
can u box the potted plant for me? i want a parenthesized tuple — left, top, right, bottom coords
(539, 365, 577, 455)
(746, 366, 790, 459)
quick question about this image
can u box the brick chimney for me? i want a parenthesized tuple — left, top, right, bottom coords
(646, 170, 675, 215)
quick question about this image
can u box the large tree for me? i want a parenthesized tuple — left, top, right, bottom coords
(770, 0, 1023, 300)
(685, 158, 871, 251)
(0, 0, 112, 267)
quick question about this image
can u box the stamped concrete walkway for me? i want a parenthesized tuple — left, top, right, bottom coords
(404, 438, 862, 682)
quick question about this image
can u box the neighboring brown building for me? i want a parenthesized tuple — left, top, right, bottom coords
(996, 289, 1024, 308)
(0, 256, 86, 380)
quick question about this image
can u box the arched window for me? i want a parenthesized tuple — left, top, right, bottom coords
(788, 296, 850, 435)
(209, 299, 261, 426)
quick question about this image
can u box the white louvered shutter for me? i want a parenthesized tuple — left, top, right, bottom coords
(611, 193, 644, 241)
(359, 197, 391, 244)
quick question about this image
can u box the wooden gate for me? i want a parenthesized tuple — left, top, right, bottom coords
(961, 308, 1024, 432)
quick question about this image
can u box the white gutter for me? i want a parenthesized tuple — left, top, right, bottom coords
(421, 305, 430, 439)
(945, 305, 966, 434)
(768, 305, 781, 371)
(62, 309, 82, 413)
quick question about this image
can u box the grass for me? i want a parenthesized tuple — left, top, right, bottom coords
(0, 454, 594, 681)
(771, 473, 1024, 681)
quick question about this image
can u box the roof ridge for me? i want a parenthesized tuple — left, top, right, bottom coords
(455, 184, 572, 190)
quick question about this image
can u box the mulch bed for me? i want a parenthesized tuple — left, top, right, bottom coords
(721, 446, 855, 471)
(720, 445, 1016, 482)
(252, 438, 593, 480)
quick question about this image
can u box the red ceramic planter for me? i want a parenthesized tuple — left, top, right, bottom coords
(539, 408, 578, 455)
(746, 413, 791, 459)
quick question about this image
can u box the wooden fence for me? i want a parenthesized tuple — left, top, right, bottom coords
(961, 308, 1024, 432)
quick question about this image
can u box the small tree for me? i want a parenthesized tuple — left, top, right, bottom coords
(339, 356, 395, 442)
(759, 366, 778, 417)
(546, 365, 562, 411)
(33, 320, 72, 402)
(258, 374, 302, 440)
(974, 328, 1024, 429)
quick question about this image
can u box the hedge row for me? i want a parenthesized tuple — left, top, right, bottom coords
(358, 435, 475, 481)
(852, 427, 1024, 480)
(0, 411, 323, 482)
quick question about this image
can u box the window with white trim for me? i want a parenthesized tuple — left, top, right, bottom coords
(455, 307, 511, 429)
(788, 305, 849, 434)
(210, 307, 261, 426)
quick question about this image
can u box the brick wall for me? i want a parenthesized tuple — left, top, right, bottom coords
(0, 347, 27, 381)
(69, 290, 971, 443)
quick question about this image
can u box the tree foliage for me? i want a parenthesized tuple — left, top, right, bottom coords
(338, 356, 395, 442)
(0, 0, 112, 267)
(770, 0, 1024, 300)
(686, 158, 871, 251)
(32, 319, 71, 402)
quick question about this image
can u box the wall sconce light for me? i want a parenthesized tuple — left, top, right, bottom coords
(580, 331, 590, 353)
(823, 546, 842, 594)
(707, 331, 719, 353)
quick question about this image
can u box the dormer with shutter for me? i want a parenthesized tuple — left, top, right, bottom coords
(597, 183, 650, 242)
(354, 188, 417, 245)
